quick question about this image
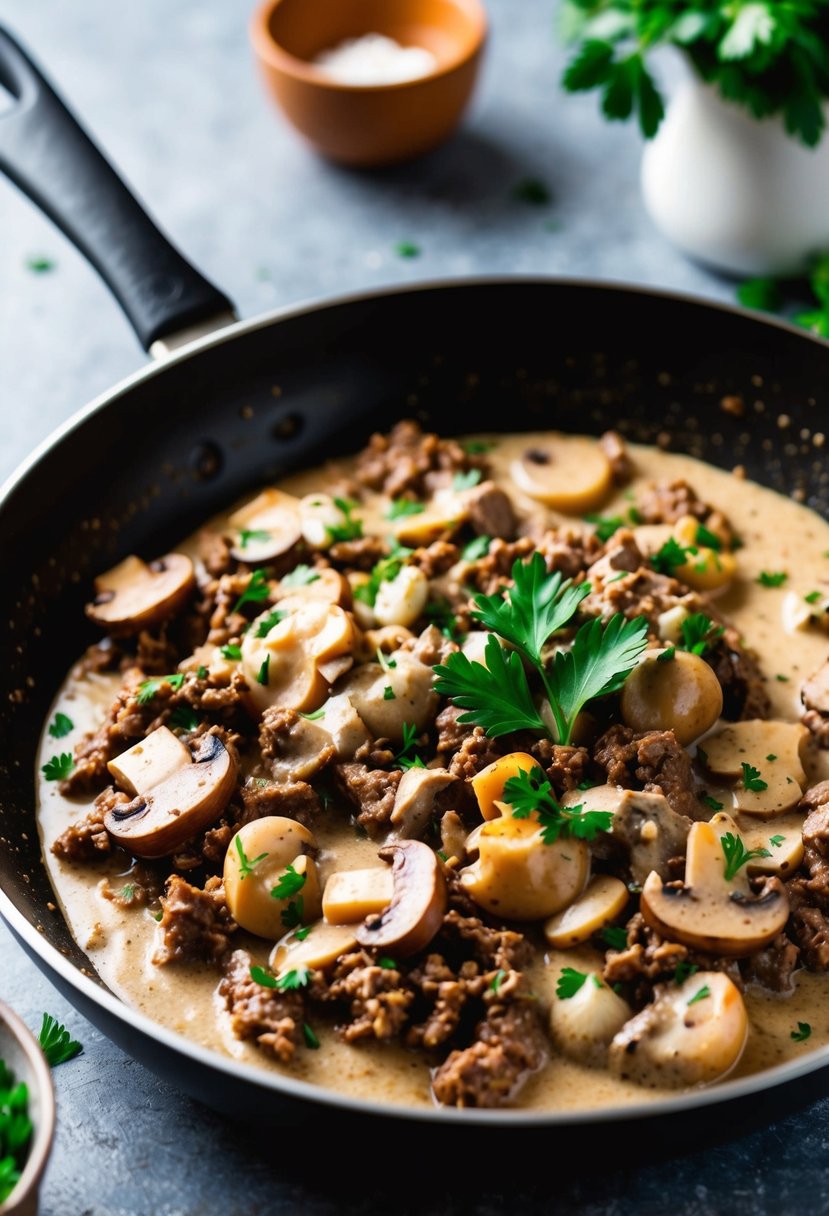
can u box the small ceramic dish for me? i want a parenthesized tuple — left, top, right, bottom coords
(0, 1003, 55, 1216)
(250, 0, 487, 166)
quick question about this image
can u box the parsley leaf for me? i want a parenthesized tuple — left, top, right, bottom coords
(701, 794, 724, 812)
(136, 673, 185, 704)
(652, 537, 694, 575)
(395, 241, 420, 258)
(239, 528, 271, 549)
(354, 552, 410, 608)
(250, 964, 311, 991)
(687, 985, 712, 1007)
(271, 863, 307, 901)
(281, 565, 320, 589)
(303, 1022, 321, 1049)
(673, 960, 699, 985)
(462, 535, 491, 561)
(512, 178, 552, 205)
(386, 498, 424, 520)
(254, 608, 285, 637)
(257, 656, 270, 686)
(425, 598, 462, 640)
(489, 968, 507, 993)
(378, 957, 399, 971)
(281, 897, 305, 930)
(395, 722, 426, 770)
(556, 967, 589, 1000)
(741, 763, 768, 792)
(233, 569, 270, 613)
(42, 753, 74, 782)
(769, 834, 785, 848)
(680, 612, 725, 656)
(38, 1013, 82, 1066)
(601, 925, 628, 950)
(503, 767, 614, 844)
(325, 497, 363, 543)
(550, 613, 648, 743)
(584, 513, 625, 542)
(657, 646, 676, 663)
(220, 643, 242, 660)
(791, 1021, 812, 1042)
(737, 278, 783, 313)
(721, 831, 771, 881)
(434, 635, 549, 737)
(169, 705, 199, 732)
(383, 685, 396, 701)
(235, 834, 268, 879)
(757, 570, 788, 587)
(452, 469, 482, 492)
(48, 712, 74, 739)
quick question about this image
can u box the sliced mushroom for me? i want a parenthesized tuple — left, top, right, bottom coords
(608, 971, 748, 1088)
(471, 752, 539, 822)
(107, 725, 190, 795)
(560, 786, 692, 884)
(510, 437, 612, 514)
(782, 588, 829, 634)
(275, 567, 352, 613)
(339, 652, 438, 743)
(390, 767, 456, 839)
(269, 920, 358, 976)
(223, 816, 321, 939)
(544, 876, 629, 948)
(312, 692, 371, 759)
(549, 968, 633, 1067)
(459, 812, 589, 921)
(322, 868, 395, 923)
(735, 810, 804, 878)
(262, 713, 336, 784)
(299, 494, 356, 550)
(227, 489, 303, 562)
(86, 553, 194, 635)
(104, 731, 237, 859)
(355, 841, 447, 957)
(621, 648, 723, 746)
(700, 720, 808, 817)
(241, 601, 358, 715)
(640, 817, 789, 956)
(440, 809, 468, 864)
(390, 488, 467, 547)
(373, 566, 429, 628)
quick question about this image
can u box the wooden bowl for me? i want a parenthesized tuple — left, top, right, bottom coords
(0, 1003, 55, 1216)
(250, 0, 487, 166)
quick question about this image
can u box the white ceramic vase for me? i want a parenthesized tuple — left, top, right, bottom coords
(641, 74, 829, 277)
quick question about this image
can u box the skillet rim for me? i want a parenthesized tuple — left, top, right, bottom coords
(4, 272, 829, 1126)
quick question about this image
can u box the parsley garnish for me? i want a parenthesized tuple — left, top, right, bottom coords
(738, 278, 783, 312)
(42, 753, 74, 782)
(395, 241, 420, 258)
(504, 767, 614, 843)
(383, 685, 396, 701)
(395, 723, 425, 770)
(255, 608, 285, 637)
(327, 497, 363, 543)
(378, 957, 398, 971)
(680, 612, 725, 656)
(766, 753, 777, 762)
(271, 863, 307, 901)
(776, 674, 790, 682)
(257, 656, 270, 686)
(377, 649, 398, 671)
(695, 523, 723, 551)
(136, 673, 185, 704)
(584, 513, 624, 542)
(463, 440, 495, 454)
(434, 635, 548, 736)
(48, 712, 74, 739)
(26, 253, 55, 272)
(39, 1013, 82, 1066)
(769, 834, 785, 848)
(757, 571, 788, 588)
(250, 964, 311, 991)
(303, 1022, 321, 1049)
(556, 968, 589, 999)
(601, 926, 628, 950)
(741, 763, 768, 793)
(239, 528, 271, 549)
(220, 643, 242, 660)
(295, 925, 312, 941)
(462, 535, 491, 561)
(687, 985, 712, 1007)
(652, 537, 694, 575)
(354, 552, 410, 608)
(490, 968, 507, 993)
(657, 646, 676, 663)
(452, 469, 482, 492)
(673, 960, 699, 985)
(281, 898, 304, 930)
(0, 1067, 31, 1203)
(235, 834, 268, 879)
(721, 832, 771, 881)
(281, 565, 320, 588)
(386, 498, 424, 520)
(233, 568, 270, 613)
(425, 597, 462, 640)
(301, 708, 325, 720)
(701, 794, 724, 812)
(169, 705, 199, 732)
(791, 1022, 812, 1042)
(196, 665, 208, 680)
(121, 884, 135, 902)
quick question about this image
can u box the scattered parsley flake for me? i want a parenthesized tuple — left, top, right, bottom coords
(512, 178, 552, 205)
(233, 568, 270, 613)
(376, 649, 398, 672)
(556, 967, 589, 999)
(721, 831, 771, 881)
(383, 685, 396, 701)
(136, 673, 185, 704)
(39, 1013, 82, 1066)
(235, 834, 268, 880)
(257, 656, 270, 686)
(757, 571, 788, 588)
(327, 497, 363, 543)
(701, 794, 724, 812)
(766, 753, 778, 762)
(294, 925, 312, 942)
(462, 535, 491, 561)
(425, 597, 462, 640)
(280, 897, 305, 930)
(301, 708, 326, 720)
(680, 613, 725, 656)
(584, 513, 625, 542)
(674, 960, 699, 985)
(42, 753, 74, 782)
(737, 278, 783, 313)
(489, 968, 507, 993)
(239, 528, 271, 549)
(601, 926, 628, 950)
(303, 1022, 321, 1050)
(378, 957, 398, 971)
(687, 985, 712, 1007)
(48, 712, 74, 739)
(354, 552, 411, 609)
(452, 469, 483, 492)
(776, 674, 790, 682)
(504, 767, 614, 844)
(386, 498, 424, 520)
(26, 254, 55, 273)
(805, 590, 823, 604)
(462, 440, 495, 454)
(281, 565, 320, 589)
(395, 722, 425, 770)
(395, 241, 420, 258)
(695, 523, 723, 552)
(769, 835, 785, 848)
(791, 1022, 812, 1042)
(271, 863, 307, 901)
(196, 665, 208, 680)
(169, 705, 199, 732)
(741, 763, 768, 793)
(255, 608, 286, 637)
(220, 643, 242, 660)
(652, 537, 694, 575)
(657, 646, 676, 663)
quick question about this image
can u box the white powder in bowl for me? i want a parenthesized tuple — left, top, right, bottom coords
(312, 33, 438, 86)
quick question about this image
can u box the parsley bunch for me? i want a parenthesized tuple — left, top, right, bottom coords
(561, 0, 829, 145)
(505, 767, 614, 843)
(433, 553, 648, 744)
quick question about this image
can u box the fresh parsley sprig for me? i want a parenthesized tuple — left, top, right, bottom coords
(395, 722, 426, 770)
(233, 569, 270, 614)
(235, 834, 268, 880)
(42, 752, 75, 782)
(720, 831, 771, 881)
(136, 672, 185, 704)
(504, 767, 614, 844)
(680, 612, 725, 656)
(39, 1013, 82, 1066)
(434, 636, 549, 738)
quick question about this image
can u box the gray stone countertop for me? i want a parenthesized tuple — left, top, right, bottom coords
(1, 1, 826, 1213)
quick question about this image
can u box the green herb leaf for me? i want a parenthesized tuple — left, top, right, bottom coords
(757, 570, 788, 587)
(601, 926, 628, 950)
(791, 1021, 812, 1042)
(26, 254, 55, 273)
(463, 440, 495, 454)
(378, 957, 398, 971)
(327, 497, 363, 543)
(42, 753, 74, 782)
(652, 537, 694, 575)
(233, 569, 270, 613)
(701, 794, 724, 812)
(303, 1022, 321, 1049)
(687, 984, 712, 1007)
(169, 705, 199, 732)
(38, 1013, 82, 1066)
(386, 498, 425, 520)
(395, 241, 420, 258)
(680, 612, 725, 656)
(452, 469, 483, 492)
(383, 685, 396, 701)
(354, 552, 410, 609)
(512, 178, 552, 205)
(584, 513, 625, 542)
(271, 863, 307, 901)
(721, 831, 771, 881)
(737, 278, 783, 312)
(235, 834, 268, 880)
(769, 834, 785, 847)
(281, 565, 320, 589)
(136, 673, 185, 704)
(503, 767, 614, 844)
(741, 763, 768, 793)
(280, 897, 305, 930)
(254, 608, 285, 637)
(220, 643, 242, 660)
(673, 960, 699, 985)
(239, 528, 271, 549)
(657, 646, 676, 663)
(48, 712, 74, 739)
(556, 967, 589, 1000)
(462, 535, 491, 561)
(301, 708, 325, 720)
(805, 590, 823, 604)
(434, 636, 549, 738)
(395, 722, 426, 770)
(257, 656, 270, 686)
(489, 968, 507, 993)
(550, 613, 649, 743)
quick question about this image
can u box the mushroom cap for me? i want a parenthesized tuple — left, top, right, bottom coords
(275, 567, 352, 613)
(621, 648, 723, 746)
(241, 601, 358, 716)
(227, 488, 303, 563)
(460, 812, 590, 921)
(550, 969, 633, 1067)
(104, 732, 238, 859)
(544, 876, 629, 948)
(340, 652, 437, 743)
(509, 437, 612, 514)
(355, 841, 447, 957)
(106, 725, 191, 796)
(224, 816, 320, 939)
(390, 488, 467, 547)
(608, 971, 748, 1088)
(373, 566, 429, 629)
(640, 817, 789, 956)
(701, 719, 809, 817)
(735, 810, 804, 878)
(390, 766, 456, 840)
(86, 553, 195, 635)
(322, 867, 395, 924)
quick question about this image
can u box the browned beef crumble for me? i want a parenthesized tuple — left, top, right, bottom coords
(52, 805, 113, 862)
(635, 480, 733, 543)
(219, 949, 303, 1062)
(741, 934, 799, 993)
(197, 528, 234, 578)
(258, 706, 336, 782)
(327, 536, 387, 570)
(787, 785, 829, 969)
(603, 913, 740, 1004)
(153, 875, 236, 966)
(801, 659, 829, 746)
(315, 950, 415, 1042)
(354, 420, 488, 498)
(447, 728, 502, 783)
(405, 955, 489, 1049)
(705, 628, 770, 721)
(238, 778, 321, 828)
(412, 541, 462, 579)
(465, 481, 517, 539)
(334, 763, 402, 835)
(435, 704, 471, 759)
(593, 725, 701, 821)
(70, 637, 121, 679)
(598, 430, 632, 483)
(431, 991, 547, 1108)
(172, 819, 235, 872)
(528, 740, 590, 795)
(134, 628, 181, 677)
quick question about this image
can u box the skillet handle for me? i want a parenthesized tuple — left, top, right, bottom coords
(0, 26, 236, 352)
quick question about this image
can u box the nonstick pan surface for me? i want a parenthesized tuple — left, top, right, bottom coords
(3, 25, 829, 1127)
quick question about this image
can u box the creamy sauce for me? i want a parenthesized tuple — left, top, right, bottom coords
(35, 434, 829, 1111)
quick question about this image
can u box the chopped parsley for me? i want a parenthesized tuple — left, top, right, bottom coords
(235, 834, 268, 879)
(169, 705, 199, 732)
(301, 708, 325, 720)
(504, 767, 613, 844)
(136, 673, 185, 704)
(271, 863, 307, 901)
(120, 884, 135, 903)
(395, 241, 420, 258)
(354, 551, 411, 609)
(673, 960, 699, 985)
(687, 985, 712, 1007)
(657, 646, 676, 663)
(281, 565, 320, 589)
(257, 656, 270, 686)
(601, 926, 628, 950)
(721, 832, 771, 881)
(281, 898, 304, 930)
(220, 643, 242, 660)
(489, 968, 507, 993)
(0, 1063, 31, 1203)
(651, 537, 694, 575)
(425, 598, 462, 640)
(452, 469, 482, 492)
(39, 1013, 82, 1066)
(250, 964, 311, 991)
(584, 513, 625, 542)
(757, 571, 788, 588)
(791, 1022, 812, 1042)
(462, 440, 495, 454)
(386, 498, 424, 520)
(42, 753, 74, 782)
(196, 665, 208, 680)
(695, 523, 723, 551)
(701, 794, 724, 812)
(741, 763, 768, 793)
(395, 722, 425, 771)
(376, 649, 398, 672)
(383, 685, 396, 701)
(233, 568, 270, 613)
(769, 834, 785, 848)
(462, 535, 491, 561)
(327, 497, 363, 543)
(303, 1022, 321, 1050)
(766, 753, 778, 762)
(255, 608, 285, 637)
(776, 674, 790, 683)
(48, 712, 74, 739)
(556, 968, 589, 999)
(805, 590, 823, 604)
(26, 254, 55, 273)
(239, 528, 270, 549)
(680, 612, 724, 656)
(378, 957, 399, 971)
(294, 925, 312, 942)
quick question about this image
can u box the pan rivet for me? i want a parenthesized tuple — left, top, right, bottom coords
(271, 414, 303, 441)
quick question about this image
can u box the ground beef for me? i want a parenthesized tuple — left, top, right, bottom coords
(705, 628, 770, 721)
(405, 955, 489, 1049)
(405, 624, 458, 668)
(238, 778, 321, 828)
(52, 807, 112, 862)
(439, 908, 531, 972)
(172, 818, 235, 872)
(581, 561, 694, 632)
(465, 481, 517, 539)
(99, 863, 163, 909)
(316, 950, 415, 1042)
(355, 420, 488, 498)
(70, 637, 121, 678)
(334, 763, 402, 835)
(787, 791, 829, 969)
(327, 536, 387, 570)
(802, 659, 829, 746)
(741, 933, 800, 993)
(435, 704, 471, 759)
(205, 572, 264, 644)
(593, 725, 700, 821)
(197, 528, 234, 578)
(603, 913, 739, 1002)
(219, 949, 303, 1062)
(412, 541, 461, 579)
(134, 628, 181, 676)
(448, 728, 502, 783)
(636, 479, 730, 532)
(153, 875, 235, 966)
(59, 668, 154, 795)
(535, 527, 604, 579)
(788, 889, 829, 970)
(598, 430, 632, 483)
(529, 740, 590, 794)
(431, 992, 547, 1108)
(258, 707, 336, 783)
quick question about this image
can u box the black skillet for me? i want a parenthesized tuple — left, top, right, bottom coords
(2, 24, 829, 1134)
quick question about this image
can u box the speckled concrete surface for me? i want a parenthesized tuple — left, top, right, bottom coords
(1, 2, 827, 1213)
